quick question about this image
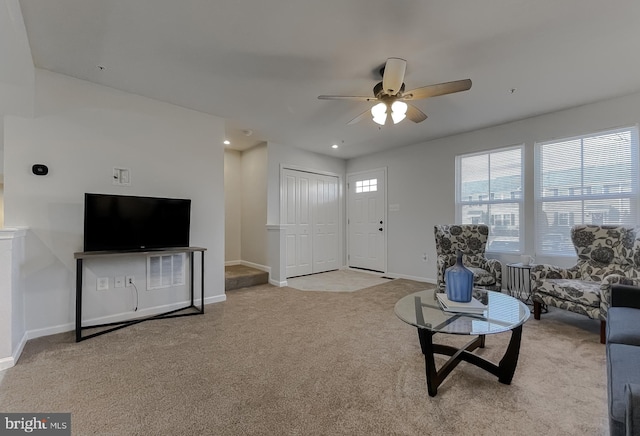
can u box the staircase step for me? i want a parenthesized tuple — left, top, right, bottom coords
(225, 265, 269, 291)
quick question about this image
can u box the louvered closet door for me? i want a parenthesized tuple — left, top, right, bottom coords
(282, 169, 340, 278)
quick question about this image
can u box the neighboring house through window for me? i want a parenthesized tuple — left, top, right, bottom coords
(535, 126, 639, 255)
(456, 145, 524, 253)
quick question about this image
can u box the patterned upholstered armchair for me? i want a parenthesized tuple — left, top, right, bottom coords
(434, 224, 502, 291)
(531, 224, 640, 344)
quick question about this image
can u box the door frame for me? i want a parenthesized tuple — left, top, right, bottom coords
(346, 167, 388, 273)
(280, 164, 344, 275)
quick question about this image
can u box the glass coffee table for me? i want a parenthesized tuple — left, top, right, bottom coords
(394, 288, 529, 397)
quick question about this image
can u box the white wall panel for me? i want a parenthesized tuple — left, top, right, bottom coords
(4, 69, 225, 334)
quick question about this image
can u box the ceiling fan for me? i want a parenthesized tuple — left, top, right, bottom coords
(318, 58, 472, 126)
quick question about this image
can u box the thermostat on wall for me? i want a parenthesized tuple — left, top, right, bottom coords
(32, 164, 49, 176)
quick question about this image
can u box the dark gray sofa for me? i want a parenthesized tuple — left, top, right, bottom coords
(607, 284, 640, 436)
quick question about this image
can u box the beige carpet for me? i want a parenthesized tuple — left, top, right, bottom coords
(287, 269, 392, 292)
(0, 279, 608, 435)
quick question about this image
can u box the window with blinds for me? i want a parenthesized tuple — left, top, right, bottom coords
(534, 126, 639, 256)
(456, 145, 524, 253)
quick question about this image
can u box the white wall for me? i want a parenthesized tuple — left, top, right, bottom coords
(0, 229, 25, 370)
(0, 0, 34, 118)
(347, 91, 640, 282)
(224, 149, 242, 263)
(241, 143, 268, 267)
(0, 184, 4, 228)
(4, 69, 226, 337)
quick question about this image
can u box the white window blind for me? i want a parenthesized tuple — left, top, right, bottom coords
(535, 126, 639, 256)
(456, 145, 524, 253)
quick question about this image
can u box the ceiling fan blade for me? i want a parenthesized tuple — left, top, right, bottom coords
(403, 79, 472, 100)
(382, 58, 407, 96)
(406, 104, 428, 123)
(318, 95, 377, 101)
(347, 109, 370, 125)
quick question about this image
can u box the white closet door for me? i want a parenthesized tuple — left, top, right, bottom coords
(282, 169, 340, 278)
(283, 169, 313, 277)
(313, 174, 339, 273)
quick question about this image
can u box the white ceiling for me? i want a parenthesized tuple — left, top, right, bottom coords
(18, 0, 640, 159)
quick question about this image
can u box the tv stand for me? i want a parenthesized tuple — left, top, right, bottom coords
(74, 246, 206, 342)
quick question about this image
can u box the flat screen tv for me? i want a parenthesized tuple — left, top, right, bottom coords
(83, 193, 191, 252)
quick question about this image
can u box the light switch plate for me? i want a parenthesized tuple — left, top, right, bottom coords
(97, 277, 109, 291)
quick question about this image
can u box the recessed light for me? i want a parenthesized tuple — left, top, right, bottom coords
(223, 140, 231, 145)
(331, 144, 339, 149)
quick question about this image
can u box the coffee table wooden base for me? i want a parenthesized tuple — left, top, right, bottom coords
(417, 325, 523, 397)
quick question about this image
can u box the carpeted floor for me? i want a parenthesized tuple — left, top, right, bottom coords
(0, 279, 608, 435)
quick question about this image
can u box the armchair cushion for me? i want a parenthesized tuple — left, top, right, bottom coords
(535, 279, 601, 307)
(608, 344, 640, 435)
(607, 307, 640, 346)
(466, 267, 497, 286)
(578, 260, 629, 282)
(626, 383, 640, 436)
(573, 225, 637, 267)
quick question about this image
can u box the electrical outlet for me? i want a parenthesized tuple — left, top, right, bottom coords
(115, 276, 125, 288)
(422, 253, 429, 262)
(126, 275, 135, 287)
(97, 277, 109, 291)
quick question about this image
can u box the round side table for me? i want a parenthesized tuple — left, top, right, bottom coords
(506, 262, 535, 305)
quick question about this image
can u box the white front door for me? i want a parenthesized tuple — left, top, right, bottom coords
(282, 169, 340, 278)
(347, 169, 386, 272)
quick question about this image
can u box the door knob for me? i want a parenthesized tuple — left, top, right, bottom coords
(380, 220, 383, 224)
(379, 228, 383, 232)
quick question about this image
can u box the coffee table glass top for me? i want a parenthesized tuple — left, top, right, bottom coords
(394, 288, 529, 335)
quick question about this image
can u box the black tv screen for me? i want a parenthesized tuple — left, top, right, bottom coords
(83, 193, 191, 252)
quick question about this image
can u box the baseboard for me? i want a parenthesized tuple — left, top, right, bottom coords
(346, 267, 386, 276)
(0, 357, 14, 372)
(204, 294, 227, 305)
(240, 260, 270, 274)
(382, 272, 434, 283)
(20, 295, 228, 343)
(26, 323, 75, 341)
(225, 260, 242, 266)
(269, 279, 287, 287)
(0, 331, 29, 371)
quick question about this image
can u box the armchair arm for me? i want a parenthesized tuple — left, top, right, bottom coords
(626, 383, 640, 436)
(600, 277, 640, 312)
(483, 258, 502, 287)
(610, 283, 640, 309)
(530, 263, 579, 283)
(436, 255, 453, 290)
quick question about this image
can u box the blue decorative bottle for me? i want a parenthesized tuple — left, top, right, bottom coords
(445, 251, 474, 302)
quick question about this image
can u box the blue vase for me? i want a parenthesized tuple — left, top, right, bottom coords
(445, 251, 474, 302)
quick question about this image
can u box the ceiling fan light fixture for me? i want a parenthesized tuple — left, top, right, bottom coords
(371, 102, 388, 125)
(391, 101, 408, 124)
